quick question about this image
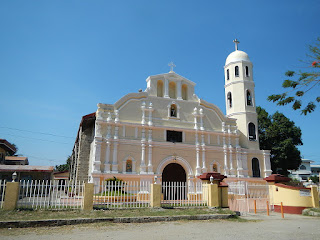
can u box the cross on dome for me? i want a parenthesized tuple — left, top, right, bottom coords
(168, 62, 176, 72)
(233, 39, 240, 51)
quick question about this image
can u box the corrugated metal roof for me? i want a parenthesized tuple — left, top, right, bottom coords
(0, 165, 54, 172)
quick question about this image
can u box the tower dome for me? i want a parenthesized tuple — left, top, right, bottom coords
(225, 50, 251, 66)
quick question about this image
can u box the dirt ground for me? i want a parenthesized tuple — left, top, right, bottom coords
(1, 213, 320, 240)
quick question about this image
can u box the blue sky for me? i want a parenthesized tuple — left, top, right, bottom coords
(0, 0, 319, 167)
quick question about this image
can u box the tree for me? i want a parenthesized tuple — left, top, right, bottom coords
(55, 156, 71, 172)
(8, 143, 18, 156)
(268, 38, 320, 115)
(257, 106, 303, 175)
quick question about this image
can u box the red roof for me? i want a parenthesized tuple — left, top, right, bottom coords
(0, 139, 17, 154)
(0, 165, 54, 172)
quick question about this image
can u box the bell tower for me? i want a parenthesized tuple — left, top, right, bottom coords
(224, 39, 259, 149)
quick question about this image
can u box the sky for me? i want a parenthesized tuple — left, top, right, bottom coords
(0, 0, 319, 167)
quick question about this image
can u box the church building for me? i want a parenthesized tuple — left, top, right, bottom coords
(70, 40, 272, 184)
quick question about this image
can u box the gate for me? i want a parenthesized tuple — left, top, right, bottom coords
(161, 182, 208, 207)
(93, 181, 151, 209)
(228, 181, 272, 214)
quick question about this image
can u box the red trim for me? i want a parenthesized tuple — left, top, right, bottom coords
(264, 174, 291, 183)
(275, 183, 309, 190)
(274, 205, 307, 214)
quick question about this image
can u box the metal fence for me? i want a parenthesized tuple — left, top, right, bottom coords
(17, 180, 84, 210)
(0, 180, 6, 209)
(93, 181, 151, 209)
(228, 181, 272, 214)
(161, 182, 208, 207)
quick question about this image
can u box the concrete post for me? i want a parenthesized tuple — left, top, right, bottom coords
(207, 182, 220, 208)
(220, 186, 229, 208)
(309, 185, 319, 208)
(151, 184, 161, 207)
(83, 183, 94, 211)
(3, 182, 19, 210)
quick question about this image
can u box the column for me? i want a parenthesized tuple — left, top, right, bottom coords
(148, 129, 153, 174)
(92, 138, 102, 173)
(104, 124, 112, 173)
(195, 132, 201, 176)
(201, 134, 207, 173)
(199, 108, 204, 131)
(148, 102, 153, 126)
(193, 107, 198, 130)
(140, 128, 147, 174)
(177, 80, 182, 100)
(235, 137, 243, 177)
(263, 150, 273, 177)
(229, 147, 235, 177)
(223, 135, 229, 175)
(111, 125, 119, 173)
(164, 78, 169, 98)
(141, 102, 146, 125)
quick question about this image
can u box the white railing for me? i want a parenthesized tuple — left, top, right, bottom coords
(93, 181, 151, 208)
(17, 180, 84, 210)
(161, 182, 208, 207)
(228, 181, 271, 213)
(0, 180, 6, 209)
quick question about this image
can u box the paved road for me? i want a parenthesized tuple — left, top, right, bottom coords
(1, 213, 320, 240)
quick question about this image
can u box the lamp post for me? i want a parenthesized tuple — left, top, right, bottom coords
(210, 175, 213, 185)
(154, 175, 158, 184)
(12, 171, 17, 182)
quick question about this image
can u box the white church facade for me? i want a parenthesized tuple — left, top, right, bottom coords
(70, 40, 272, 184)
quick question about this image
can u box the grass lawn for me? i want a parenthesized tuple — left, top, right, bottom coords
(0, 207, 235, 221)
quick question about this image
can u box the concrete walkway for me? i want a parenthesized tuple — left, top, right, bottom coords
(1, 212, 320, 240)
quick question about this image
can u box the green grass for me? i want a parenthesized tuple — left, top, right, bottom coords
(302, 208, 320, 216)
(0, 207, 235, 221)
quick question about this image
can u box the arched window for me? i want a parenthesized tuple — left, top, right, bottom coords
(227, 92, 232, 108)
(245, 66, 249, 77)
(157, 80, 164, 97)
(126, 159, 132, 173)
(300, 165, 306, 170)
(226, 69, 230, 80)
(169, 81, 176, 99)
(252, 158, 260, 177)
(182, 84, 188, 100)
(235, 66, 239, 77)
(170, 104, 177, 117)
(248, 122, 256, 141)
(246, 90, 252, 106)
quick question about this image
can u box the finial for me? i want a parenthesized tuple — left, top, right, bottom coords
(233, 39, 240, 51)
(168, 62, 176, 72)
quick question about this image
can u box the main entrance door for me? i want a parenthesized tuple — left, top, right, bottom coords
(162, 163, 187, 200)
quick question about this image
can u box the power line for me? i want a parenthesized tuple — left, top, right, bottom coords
(1, 133, 71, 145)
(0, 126, 74, 139)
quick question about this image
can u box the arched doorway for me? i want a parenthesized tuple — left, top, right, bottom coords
(162, 163, 186, 200)
(252, 158, 261, 177)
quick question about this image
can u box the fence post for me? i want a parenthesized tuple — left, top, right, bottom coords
(208, 182, 220, 208)
(151, 183, 161, 207)
(3, 182, 19, 210)
(308, 185, 319, 208)
(83, 183, 94, 211)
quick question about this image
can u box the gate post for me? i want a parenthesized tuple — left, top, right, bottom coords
(151, 184, 161, 207)
(208, 182, 220, 207)
(198, 172, 228, 208)
(3, 182, 19, 210)
(83, 183, 94, 211)
(309, 185, 319, 208)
